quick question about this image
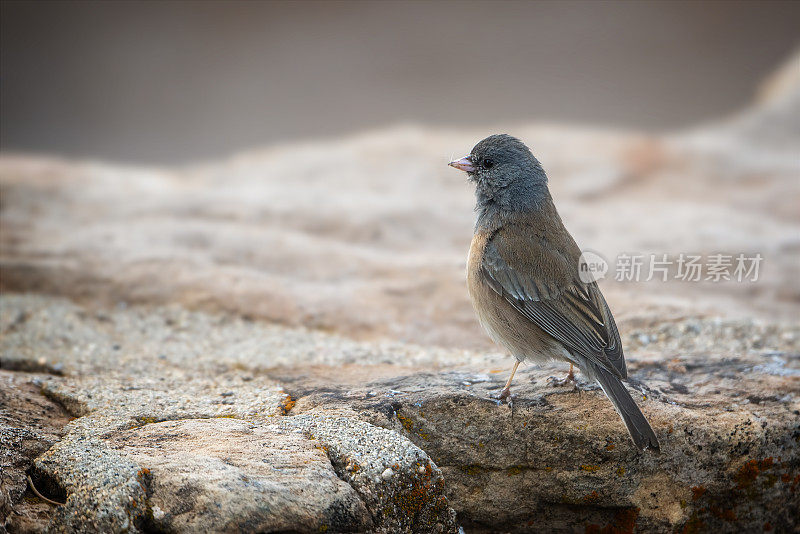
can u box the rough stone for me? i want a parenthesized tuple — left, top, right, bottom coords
(26, 388, 456, 533)
(2, 293, 798, 532)
(0, 295, 458, 533)
(278, 411, 457, 533)
(108, 418, 373, 533)
(294, 363, 800, 532)
(0, 371, 70, 533)
(34, 433, 149, 534)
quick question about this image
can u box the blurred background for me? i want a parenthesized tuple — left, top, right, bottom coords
(2, 0, 799, 165)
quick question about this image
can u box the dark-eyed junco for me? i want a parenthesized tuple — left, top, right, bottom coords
(449, 134, 659, 451)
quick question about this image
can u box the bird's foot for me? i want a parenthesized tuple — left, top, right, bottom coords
(547, 374, 580, 392)
(491, 387, 513, 406)
(547, 375, 566, 387)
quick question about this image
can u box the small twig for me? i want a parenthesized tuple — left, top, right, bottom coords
(27, 474, 65, 506)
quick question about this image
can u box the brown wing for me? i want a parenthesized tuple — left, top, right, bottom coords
(481, 230, 626, 378)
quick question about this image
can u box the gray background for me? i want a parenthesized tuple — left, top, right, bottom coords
(2, 0, 799, 165)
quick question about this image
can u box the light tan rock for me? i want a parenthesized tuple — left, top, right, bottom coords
(295, 360, 799, 532)
(110, 418, 373, 533)
(1, 77, 798, 350)
(2, 294, 798, 532)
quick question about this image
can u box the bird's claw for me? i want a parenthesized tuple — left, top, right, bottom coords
(548, 374, 580, 391)
(491, 388, 513, 405)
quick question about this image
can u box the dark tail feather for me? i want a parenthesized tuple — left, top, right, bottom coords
(592, 365, 660, 451)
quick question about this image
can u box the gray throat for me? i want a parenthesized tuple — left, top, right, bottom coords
(474, 180, 552, 232)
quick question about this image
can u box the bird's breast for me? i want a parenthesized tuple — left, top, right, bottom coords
(466, 231, 490, 299)
(466, 230, 509, 346)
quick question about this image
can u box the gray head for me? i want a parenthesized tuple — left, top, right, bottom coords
(449, 134, 549, 219)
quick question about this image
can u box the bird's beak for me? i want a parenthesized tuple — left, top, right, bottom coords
(448, 155, 475, 173)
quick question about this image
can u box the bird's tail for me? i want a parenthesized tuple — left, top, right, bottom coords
(591, 364, 660, 451)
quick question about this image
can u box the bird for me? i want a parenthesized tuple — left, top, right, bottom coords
(449, 134, 659, 451)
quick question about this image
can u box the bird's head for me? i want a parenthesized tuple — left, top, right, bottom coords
(449, 134, 549, 214)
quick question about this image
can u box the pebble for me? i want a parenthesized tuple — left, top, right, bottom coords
(381, 467, 394, 479)
(152, 505, 165, 521)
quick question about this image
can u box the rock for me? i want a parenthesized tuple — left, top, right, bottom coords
(29, 393, 456, 533)
(34, 416, 376, 533)
(108, 418, 373, 533)
(2, 293, 799, 532)
(289, 357, 800, 533)
(0, 293, 490, 378)
(0, 295, 458, 532)
(34, 433, 149, 533)
(0, 371, 71, 533)
(278, 411, 457, 533)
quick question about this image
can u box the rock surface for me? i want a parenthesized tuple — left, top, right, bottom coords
(2, 56, 799, 532)
(1, 293, 798, 532)
(0, 371, 71, 533)
(1, 295, 459, 533)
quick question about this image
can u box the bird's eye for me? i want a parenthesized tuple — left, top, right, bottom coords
(482, 158, 494, 169)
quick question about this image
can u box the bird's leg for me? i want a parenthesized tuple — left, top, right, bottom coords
(498, 360, 520, 401)
(566, 362, 581, 393)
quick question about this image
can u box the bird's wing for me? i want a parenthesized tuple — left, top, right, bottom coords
(481, 229, 626, 378)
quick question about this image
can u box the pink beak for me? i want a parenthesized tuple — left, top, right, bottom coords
(448, 155, 476, 173)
